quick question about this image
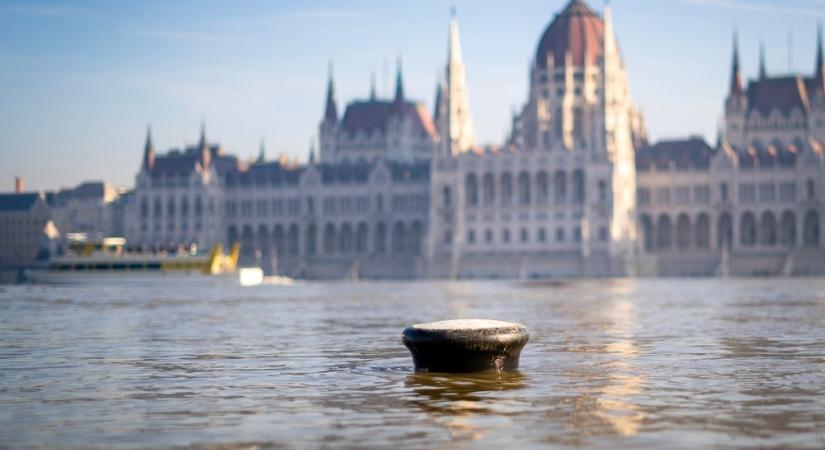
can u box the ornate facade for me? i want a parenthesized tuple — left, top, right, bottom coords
(124, 0, 825, 278)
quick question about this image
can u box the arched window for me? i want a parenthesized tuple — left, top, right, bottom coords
(409, 222, 423, 255)
(518, 171, 531, 205)
(356, 223, 368, 253)
(483, 173, 496, 206)
(572, 170, 585, 204)
(305, 223, 317, 255)
(740, 212, 757, 247)
(554, 170, 567, 204)
(501, 173, 513, 206)
(195, 196, 203, 217)
(803, 210, 820, 246)
(392, 222, 407, 254)
(676, 214, 691, 249)
(759, 211, 777, 246)
(779, 211, 796, 247)
(140, 197, 148, 218)
(695, 213, 710, 249)
(339, 223, 353, 254)
(167, 196, 176, 216)
(442, 186, 452, 208)
(181, 197, 189, 217)
(640, 214, 654, 251)
(274, 225, 286, 256)
(656, 215, 672, 250)
(465, 174, 478, 207)
(374, 222, 387, 254)
(536, 171, 549, 204)
(323, 223, 336, 254)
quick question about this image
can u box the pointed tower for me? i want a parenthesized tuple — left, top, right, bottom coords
(324, 63, 338, 122)
(256, 139, 266, 164)
(729, 31, 745, 98)
(319, 63, 338, 163)
(393, 57, 405, 111)
(439, 9, 476, 155)
(759, 42, 767, 79)
(815, 23, 824, 95)
(370, 72, 377, 100)
(198, 122, 211, 168)
(142, 125, 155, 172)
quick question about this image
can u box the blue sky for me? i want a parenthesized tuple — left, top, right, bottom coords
(1, 0, 823, 191)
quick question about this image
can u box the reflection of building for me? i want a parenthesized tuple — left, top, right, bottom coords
(636, 30, 825, 276)
(122, 0, 824, 278)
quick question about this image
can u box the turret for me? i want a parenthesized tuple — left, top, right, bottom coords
(198, 122, 211, 169)
(729, 31, 744, 98)
(393, 58, 405, 111)
(815, 23, 824, 95)
(324, 62, 338, 123)
(759, 42, 767, 79)
(256, 138, 265, 164)
(142, 125, 155, 171)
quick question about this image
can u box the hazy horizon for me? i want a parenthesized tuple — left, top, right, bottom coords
(1, 0, 823, 192)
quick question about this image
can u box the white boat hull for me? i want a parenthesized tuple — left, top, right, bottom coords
(27, 267, 264, 287)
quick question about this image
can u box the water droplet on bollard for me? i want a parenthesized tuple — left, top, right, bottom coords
(402, 319, 529, 373)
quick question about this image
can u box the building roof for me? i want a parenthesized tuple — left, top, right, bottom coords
(225, 161, 303, 187)
(0, 193, 45, 212)
(636, 137, 714, 170)
(746, 76, 812, 116)
(535, 0, 604, 69)
(340, 100, 437, 138)
(148, 145, 229, 178)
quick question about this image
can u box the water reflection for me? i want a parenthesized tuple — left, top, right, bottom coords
(406, 370, 527, 441)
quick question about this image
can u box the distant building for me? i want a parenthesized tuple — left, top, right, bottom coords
(122, 0, 824, 278)
(636, 29, 825, 276)
(0, 191, 53, 267)
(50, 181, 120, 239)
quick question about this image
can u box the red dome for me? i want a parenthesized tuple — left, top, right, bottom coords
(535, 0, 603, 69)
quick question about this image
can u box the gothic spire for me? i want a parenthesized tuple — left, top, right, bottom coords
(324, 62, 338, 122)
(729, 31, 744, 97)
(256, 138, 265, 164)
(198, 121, 211, 168)
(393, 57, 405, 105)
(441, 9, 475, 154)
(759, 41, 767, 79)
(370, 71, 377, 100)
(815, 22, 824, 94)
(142, 125, 155, 171)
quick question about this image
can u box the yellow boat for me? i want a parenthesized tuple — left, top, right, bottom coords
(28, 238, 263, 286)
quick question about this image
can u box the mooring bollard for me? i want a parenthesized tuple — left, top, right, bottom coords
(402, 319, 529, 373)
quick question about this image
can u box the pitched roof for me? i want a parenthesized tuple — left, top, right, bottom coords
(0, 193, 44, 212)
(636, 138, 714, 170)
(340, 100, 437, 138)
(746, 76, 811, 116)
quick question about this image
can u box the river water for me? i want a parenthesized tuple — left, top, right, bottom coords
(1, 279, 824, 449)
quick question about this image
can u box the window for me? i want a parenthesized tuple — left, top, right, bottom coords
(720, 183, 729, 202)
(693, 185, 710, 205)
(637, 188, 651, 206)
(485, 229, 493, 243)
(520, 228, 529, 243)
(674, 186, 690, 205)
(599, 227, 608, 242)
(444, 230, 453, 245)
(738, 183, 755, 203)
(538, 228, 546, 242)
(573, 226, 582, 242)
(503, 229, 511, 243)
(556, 227, 565, 242)
(758, 183, 775, 202)
(598, 180, 607, 203)
(442, 186, 452, 207)
(807, 179, 816, 200)
(656, 188, 670, 204)
(467, 230, 475, 244)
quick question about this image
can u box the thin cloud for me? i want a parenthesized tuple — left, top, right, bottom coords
(683, 0, 825, 16)
(0, 4, 90, 19)
(287, 8, 366, 20)
(135, 29, 242, 44)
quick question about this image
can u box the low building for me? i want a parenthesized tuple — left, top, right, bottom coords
(0, 192, 53, 268)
